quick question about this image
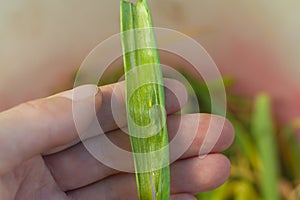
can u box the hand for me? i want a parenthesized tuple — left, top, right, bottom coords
(0, 79, 234, 200)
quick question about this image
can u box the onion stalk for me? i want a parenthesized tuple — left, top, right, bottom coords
(120, 0, 170, 199)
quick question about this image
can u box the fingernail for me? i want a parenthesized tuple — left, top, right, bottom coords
(56, 85, 99, 101)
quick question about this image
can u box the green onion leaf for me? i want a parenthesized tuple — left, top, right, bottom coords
(251, 93, 280, 200)
(120, 0, 170, 199)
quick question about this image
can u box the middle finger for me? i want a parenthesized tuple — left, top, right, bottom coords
(44, 114, 233, 191)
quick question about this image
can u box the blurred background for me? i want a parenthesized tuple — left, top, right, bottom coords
(0, 0, 299, 199)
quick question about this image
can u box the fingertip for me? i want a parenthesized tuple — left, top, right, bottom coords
(198, 114, 235, 155)
(207, 154, 231, 189)
(214, 116, 235, 152)
(224, 117, 235, 148)
(171, 154, 231, 194)
(194, 154, 231, 191)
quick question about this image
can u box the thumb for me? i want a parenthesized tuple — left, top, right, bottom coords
(0, 84, 101, 174)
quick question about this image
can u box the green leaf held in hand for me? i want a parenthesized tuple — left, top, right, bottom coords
(120, 0, 170, 199)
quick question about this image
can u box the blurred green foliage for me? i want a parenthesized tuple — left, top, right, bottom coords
(185, 75, 300, 200)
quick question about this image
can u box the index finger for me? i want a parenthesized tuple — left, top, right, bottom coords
(97, 78, 188, 133)
(45, 78, 188, 155)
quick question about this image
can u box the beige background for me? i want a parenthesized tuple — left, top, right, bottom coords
(0, 0, 300, 124)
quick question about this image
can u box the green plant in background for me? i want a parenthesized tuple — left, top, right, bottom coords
(251, 94, 280, 200)
(120, 0, 170, 199)
(187, 75, 300, 200)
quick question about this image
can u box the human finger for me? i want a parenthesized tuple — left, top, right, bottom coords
(66, 154, 231, 199)
(44, 78, 188, 155)
(45, 114, 234, 191)
(96, 78, 188, 133)
(0, 85, 101, 174)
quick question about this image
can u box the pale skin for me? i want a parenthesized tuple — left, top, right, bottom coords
(0, 79, 234, 200)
